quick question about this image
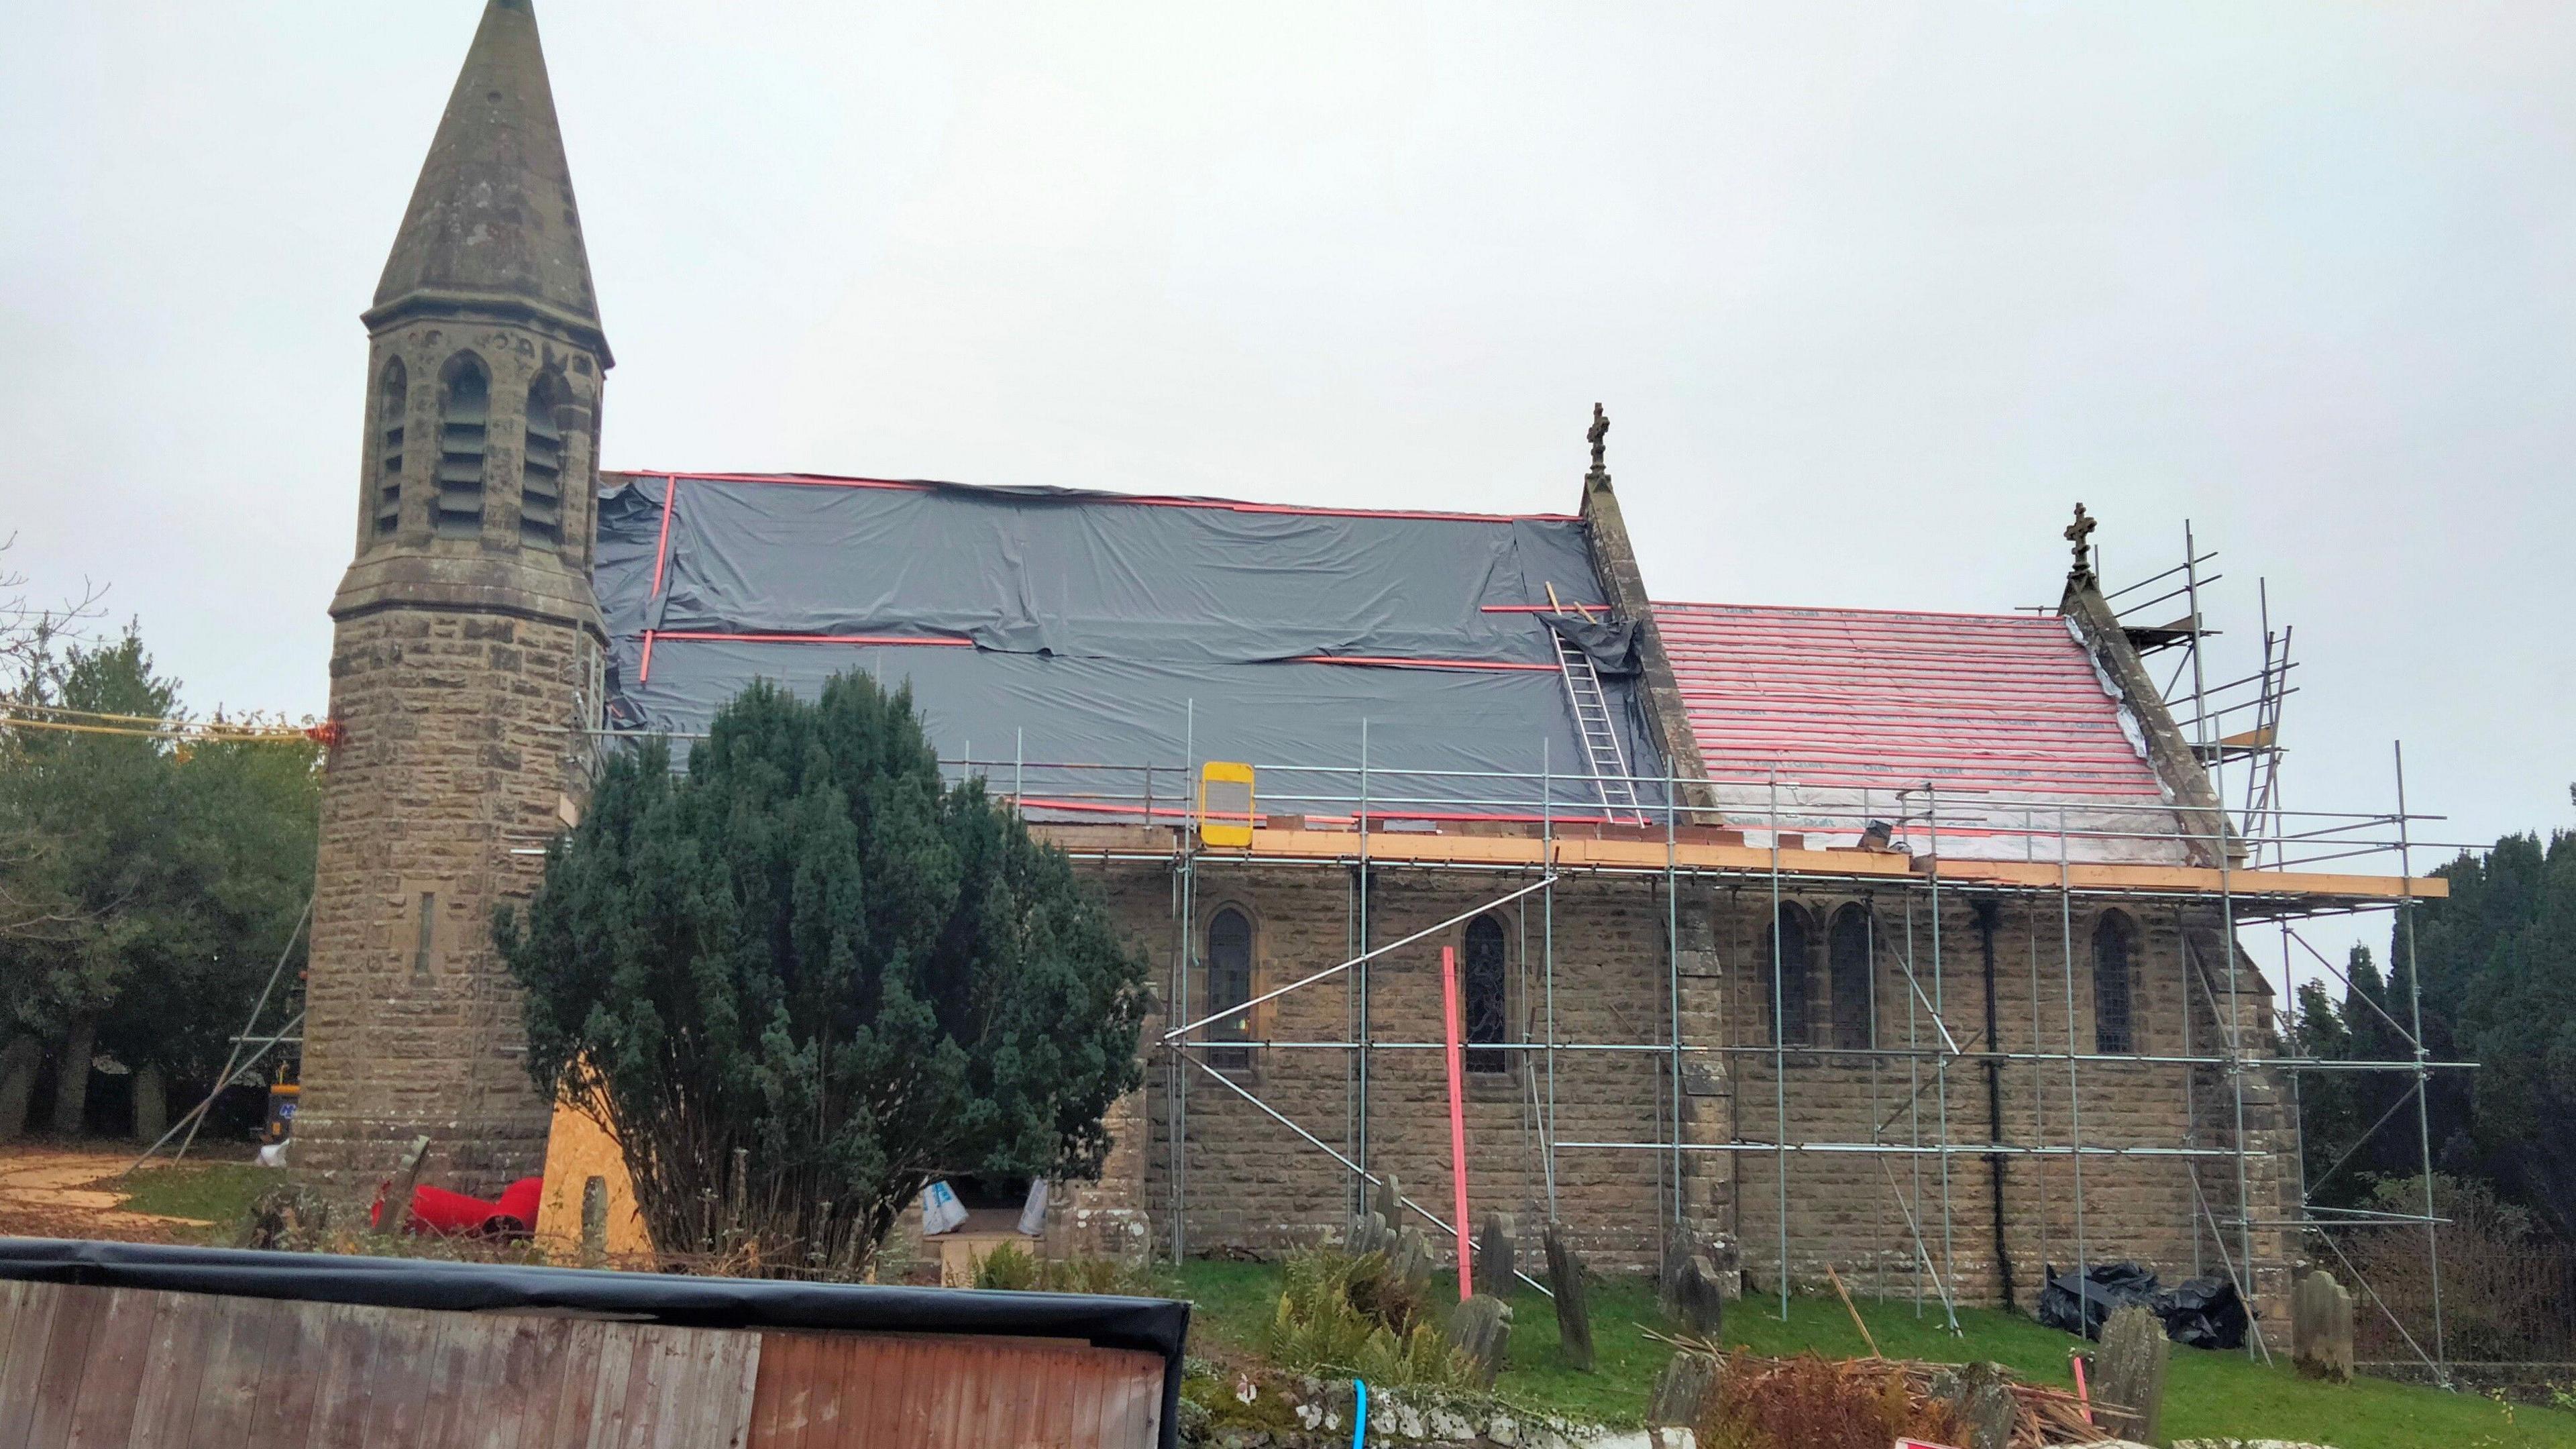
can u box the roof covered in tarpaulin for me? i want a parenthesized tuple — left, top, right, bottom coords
(594, 473, 1667, 821)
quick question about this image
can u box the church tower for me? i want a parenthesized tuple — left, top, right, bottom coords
(295, 0, 608, 1187)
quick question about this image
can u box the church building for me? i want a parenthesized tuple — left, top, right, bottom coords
(294, 1, 2442, 1319)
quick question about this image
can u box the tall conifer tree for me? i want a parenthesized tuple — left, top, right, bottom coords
(500, 674, 1149, 1266)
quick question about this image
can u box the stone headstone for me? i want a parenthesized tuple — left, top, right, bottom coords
(2095, 1303, 2170, 1446)
(2292, 1269, 2355, 1383)
(1373, 1173, 1402, 1229)
(1350, 1208, 1390, 1257)
(1542, 1220, 1595, 1372)
(1939, 1362, 2019, 1449)
(580, 1175, 609, 1267)
(1475, 1211, 1518, 1297)
(1446, 1293, 1513, 1387)
(1391, 1225, 1436, 1292)
(385, 1133, 433, 1235)
(1646, 1349, 1720, 1427)
(1667, 1252, 1725, 1340)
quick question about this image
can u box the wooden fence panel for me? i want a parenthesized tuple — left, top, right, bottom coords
(747, 1330, 1164, 1449)
(0, 1287, 762, 1448)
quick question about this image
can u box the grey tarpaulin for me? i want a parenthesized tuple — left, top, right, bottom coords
(1541, 612, 1642, 677)
(596, 474, 1668, 818)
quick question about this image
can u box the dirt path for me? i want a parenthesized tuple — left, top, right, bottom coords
(0, 1144, 219, 1242)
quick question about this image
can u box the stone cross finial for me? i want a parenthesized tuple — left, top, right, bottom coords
(1587, 403, 1610, 470)
(2065, 502, 2098, 579)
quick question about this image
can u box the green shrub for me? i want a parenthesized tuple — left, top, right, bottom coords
(1265, 1248, 1475, 1387)
(972, 1241, 1156, 1296)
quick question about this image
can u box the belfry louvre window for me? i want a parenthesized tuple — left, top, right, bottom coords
(372, 358, 408, 537)
(435, 352, 490, 539)
(1828, 904, 1875, 1050)
(1205, 906, 1254, 1071)
(2094, 911, 2137, 1054)
(521, 374, 565, 549)
(1764, 904, 1813, 1047)
(1464, 914, 1508, 1073)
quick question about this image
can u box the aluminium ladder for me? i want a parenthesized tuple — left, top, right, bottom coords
(1550, 627, 1647, 824)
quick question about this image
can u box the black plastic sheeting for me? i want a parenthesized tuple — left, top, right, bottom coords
(596, 476, 1668, 818)
(2037, 1260, 2250, 1350)
(0, 1237, 1191, 1446)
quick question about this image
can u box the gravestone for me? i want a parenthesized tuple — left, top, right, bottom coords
(580, 1175, 609, 1267)
(2095, 1303, 2170, 1445)
(1390, 1225, 1436, 1293)
(1372, 1173, 1401, 1229)
(1474, 1211, 1517, 1297)
(1446, 1293, 1513, 1387)
(1646, 1350, 1719, 1427)
(1350, 1208, 1390, 1257)
(1543, 1220, 1595, 1372)
(1667, 1252, 1726, 1339)
(1937, 1362, 2019, 1449)
(385, 1133, 433, 1234)
(2292, 1269, 2355, 1383)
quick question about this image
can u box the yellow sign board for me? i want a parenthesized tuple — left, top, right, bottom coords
(1197, 761, 1256, 847)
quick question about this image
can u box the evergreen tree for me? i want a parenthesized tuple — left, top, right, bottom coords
(2286, 978, 2364, 1208)
(2413, 830, 2576, 1236)
(498, 674, 1150, 1268)
(0, 627, 316, 1133)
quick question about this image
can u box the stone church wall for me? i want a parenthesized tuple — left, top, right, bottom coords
(1055, 847, 2294, 1316)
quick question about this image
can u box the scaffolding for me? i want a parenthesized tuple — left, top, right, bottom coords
(913, 526, 2472, 1385)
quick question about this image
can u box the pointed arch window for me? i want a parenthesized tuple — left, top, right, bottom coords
(1463, 914, 1509, 1073)
(1764, 904, 1813, 1047)
(2094, 910, 2137, 1054)
(1205, 906, 1254, 1071)
(1828, 905, 1876, 1050)
(372, 358, 408, 537)
(435, 352, 490, 539)
(521, 372, 565, 549)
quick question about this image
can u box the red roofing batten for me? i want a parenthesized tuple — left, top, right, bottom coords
(1650, 599, 2166, 806)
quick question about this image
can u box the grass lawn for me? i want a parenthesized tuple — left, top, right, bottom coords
(119, 1161, 270, 1236)
(1169, 1260, 2576, 1448)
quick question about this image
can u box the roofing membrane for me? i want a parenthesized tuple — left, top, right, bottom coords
(596, 472, 1667, 820)
(1650, 600, 2188, 863)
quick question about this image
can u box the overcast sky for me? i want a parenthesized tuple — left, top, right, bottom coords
(4, 3, 2569, 965)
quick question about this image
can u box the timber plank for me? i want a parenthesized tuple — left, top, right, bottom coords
(1067, 1347, 1111, 1449)
(122, 1289, 218, 1449)
(0, 1281, 30, 1400)
(578, 1322, 641, 1449)
(28, 1284, 113, 1449)
(0, 1280, 68, 1449)
(533, 1318, 608, 1449)
(244, 1300, 329, 1447)
(1026, 1344, 1071, 1449)
(192, 1289, 286, 1449)
(718, 1330, 762, 1449)
(363, 1304, 450, 1448)
(62, 1288, 157, 1449)
(637, 1325, 692, 1449)
(596, 1321, 660, 1449)
(416, 1309, 478, 1449)
(303, 1302, 386, 1449)
(686, 1329, 757, 1449)
(757, 1333, 815, 1449)
(477, 1315, 549, 1449)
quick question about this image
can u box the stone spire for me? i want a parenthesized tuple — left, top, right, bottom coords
(297, 0, 611, 1192)
(369, 0, 606, 358)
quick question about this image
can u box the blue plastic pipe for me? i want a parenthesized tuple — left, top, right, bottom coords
(1350, 1379, 1368, 1448)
